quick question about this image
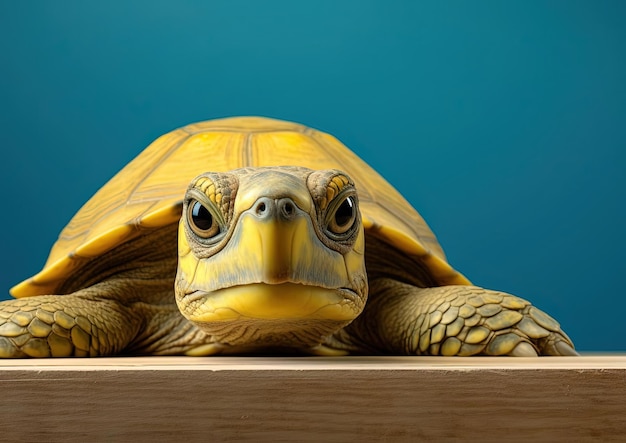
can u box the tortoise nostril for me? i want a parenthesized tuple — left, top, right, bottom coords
(255, 201, 267, 216)
(253, 197, 298, 220)
(283, 202, 294, 215)
(278, 198, 298, 220)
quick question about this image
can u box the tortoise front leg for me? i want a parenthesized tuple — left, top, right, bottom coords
(0, 290, 143, 358)
(338, 278, 577, 356)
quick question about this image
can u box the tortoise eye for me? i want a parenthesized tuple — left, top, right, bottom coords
(188, 200, 220, 238)
(328, 196, 356, 235)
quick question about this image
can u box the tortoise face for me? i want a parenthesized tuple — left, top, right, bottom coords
(174, 166, 368, 352)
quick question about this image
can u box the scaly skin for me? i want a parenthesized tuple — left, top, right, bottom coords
(0, 290, 138, 357)
(0, 282, 213, 358)
(331, 278, 577, 356)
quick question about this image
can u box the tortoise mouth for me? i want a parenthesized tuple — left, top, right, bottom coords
(177, 283, 361, 349)
(180, 282, 360, 323)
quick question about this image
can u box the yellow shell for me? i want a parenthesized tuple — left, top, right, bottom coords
(12, 116, 470, 298)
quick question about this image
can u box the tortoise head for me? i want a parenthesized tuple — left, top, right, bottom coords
(174, 166, 368, 352)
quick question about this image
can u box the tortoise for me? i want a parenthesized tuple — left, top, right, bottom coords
(1, 116, 576, 358)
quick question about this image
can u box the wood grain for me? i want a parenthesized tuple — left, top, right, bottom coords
(0, 356, 624, 442)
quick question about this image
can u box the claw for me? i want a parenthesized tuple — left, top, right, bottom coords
(185, 343, 226, 356)
(556, 340, 579, 356)
(310, 344, 349, 356)
(510, 341, 538, 357)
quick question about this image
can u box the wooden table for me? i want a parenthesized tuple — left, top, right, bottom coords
(0, 356, 624, 442)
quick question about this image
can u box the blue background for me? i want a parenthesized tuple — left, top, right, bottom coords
(1, 1, 624, 352)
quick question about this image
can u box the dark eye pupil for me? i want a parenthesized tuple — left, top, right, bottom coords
(334, 197, 354, 227)
(191, 201, 213, 231)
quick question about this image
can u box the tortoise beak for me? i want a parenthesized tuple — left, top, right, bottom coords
(241, 196, 310, 284)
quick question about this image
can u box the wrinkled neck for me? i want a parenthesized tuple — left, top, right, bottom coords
(364, 234, 437, 288)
